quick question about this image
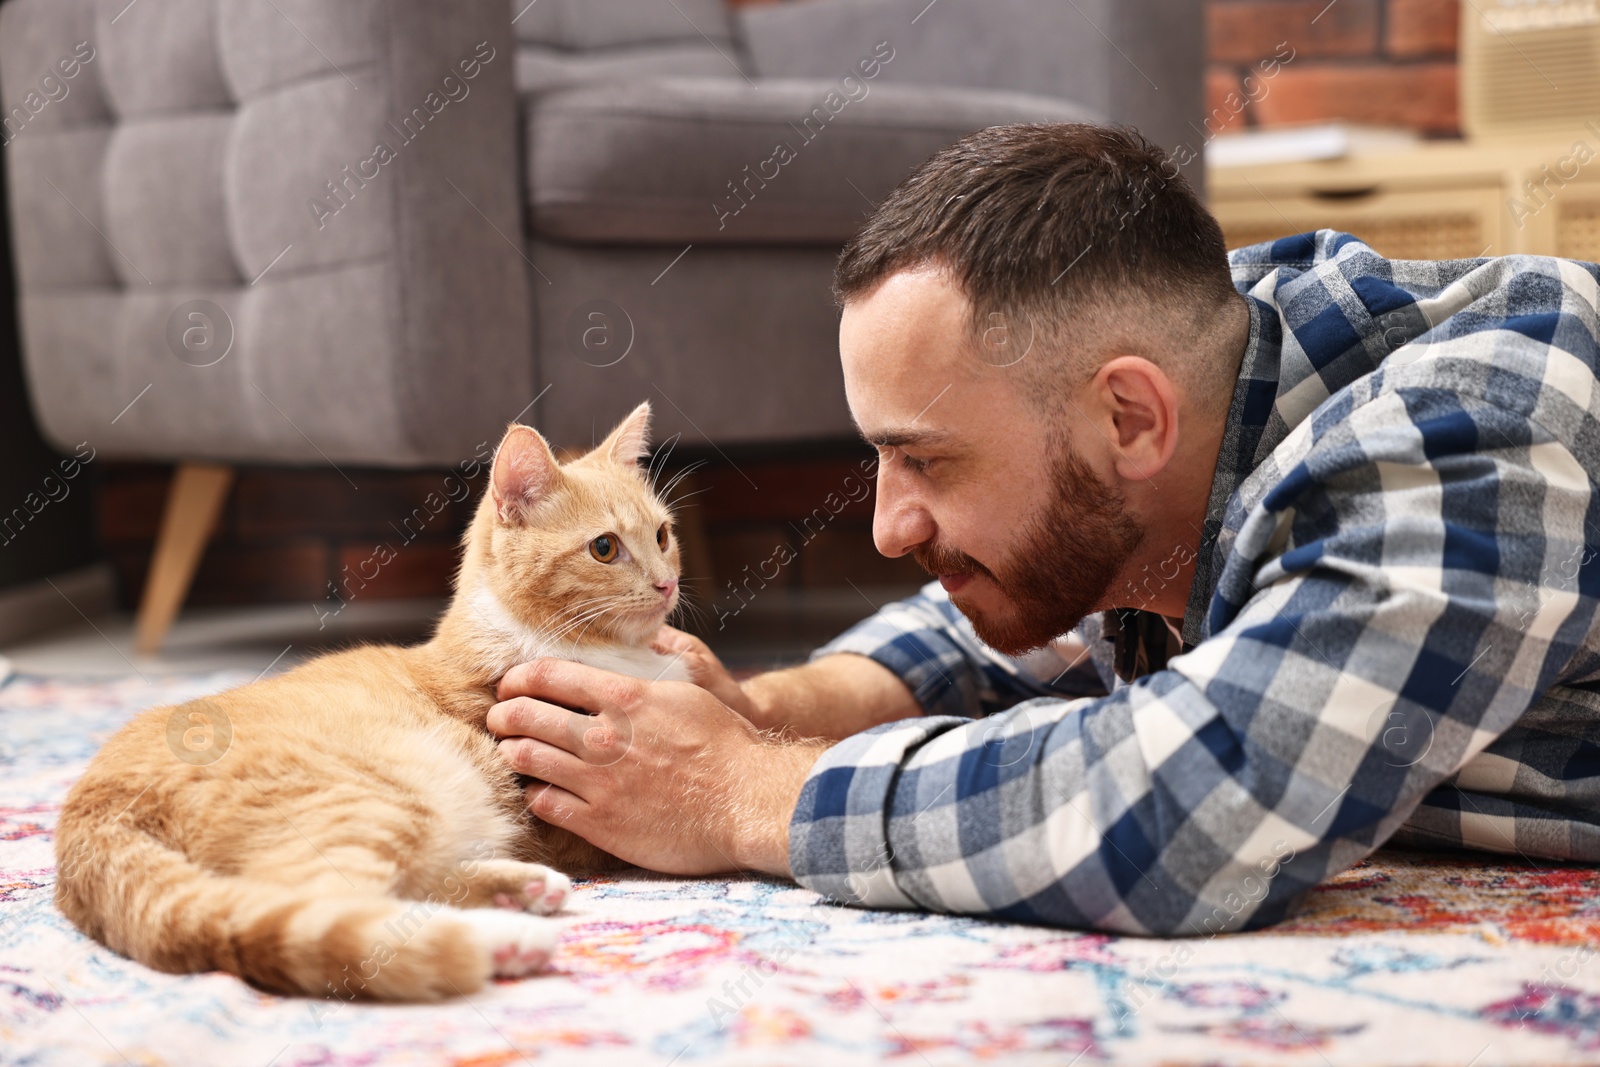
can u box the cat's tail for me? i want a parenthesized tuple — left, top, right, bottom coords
(54, 806, 557, 1001)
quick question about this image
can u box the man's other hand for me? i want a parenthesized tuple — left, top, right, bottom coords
(650, 625, 755, 720)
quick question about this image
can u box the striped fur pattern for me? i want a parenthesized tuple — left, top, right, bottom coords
(55, 403, 688, 1001)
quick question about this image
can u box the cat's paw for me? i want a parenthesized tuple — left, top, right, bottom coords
(481, 861, 571, 915)
(457, 909, 561, 978)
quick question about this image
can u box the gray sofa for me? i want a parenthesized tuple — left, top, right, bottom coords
(0, 0, 1203, 646)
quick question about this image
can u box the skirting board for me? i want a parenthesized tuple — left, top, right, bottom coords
(0, 564, 117, 649)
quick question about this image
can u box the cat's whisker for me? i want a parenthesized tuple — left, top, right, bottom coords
(543, 608, 619, 644)
(514, 599, 616, 644)
(492, 603, 618, 655)
(665, 479, 710, 502)
(667, 581, 711, 632)
(549, 606, 613, 636)
(657, 460, 707, 503)
(549, 594, 622, 617)
(542, 597, 633, 644)
(646, 433, 684, 490)
(664, 486, 712, 509)
(645, 436, 674, 488)
(553, 595, 618, 617)
(657, 465, 707, 506)
(474, 592, 616, 645)
(570, 605, 625, 645)
(671, 594, 708, 633)
(657, 454, 705, 492)
(682, 595, 711, 629)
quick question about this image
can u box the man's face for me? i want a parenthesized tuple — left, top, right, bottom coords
(841, 267, 1145, 655)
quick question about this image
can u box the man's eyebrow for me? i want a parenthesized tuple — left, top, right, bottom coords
(858, 426, 955, 449)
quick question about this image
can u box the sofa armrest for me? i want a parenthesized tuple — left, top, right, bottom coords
(0, 0, 532, 467)
(735, 0, 1207, 190)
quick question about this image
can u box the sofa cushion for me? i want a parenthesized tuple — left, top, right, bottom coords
(526, 76, 1100, 245)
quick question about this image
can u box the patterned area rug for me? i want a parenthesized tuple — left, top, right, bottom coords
(3, 671, 1598, 1066)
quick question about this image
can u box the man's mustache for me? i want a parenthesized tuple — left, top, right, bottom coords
(912, 541, 995, 582)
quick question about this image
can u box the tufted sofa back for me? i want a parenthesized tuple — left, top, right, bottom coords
(0, 0, 534, 467)
(509, 0, 747, 95)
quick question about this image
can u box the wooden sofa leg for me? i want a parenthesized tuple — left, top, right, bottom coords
(134, 462, 235, 654)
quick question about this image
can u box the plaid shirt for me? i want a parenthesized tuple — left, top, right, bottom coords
(788, 231, 1600, 934)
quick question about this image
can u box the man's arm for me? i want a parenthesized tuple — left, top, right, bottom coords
(743, 654, 923, 739)
(800, 580, 1114, 719)
(649, 623, 922, 740)
(789, 391, 1599, 932)
(655, 581, 1111, 741)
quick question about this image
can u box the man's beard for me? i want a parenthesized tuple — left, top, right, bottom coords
(912, 442, 1144, 656)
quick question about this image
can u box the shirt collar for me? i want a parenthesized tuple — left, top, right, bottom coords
(1179, 294, 1275, 648)
(1100, 295, 1271, 682)
(1106, 234, 1399, 679)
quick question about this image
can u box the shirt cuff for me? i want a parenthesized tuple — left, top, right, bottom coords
(787, 715, 970, 908)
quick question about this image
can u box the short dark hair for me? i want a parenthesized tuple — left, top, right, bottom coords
(834, 123, 1240, 408)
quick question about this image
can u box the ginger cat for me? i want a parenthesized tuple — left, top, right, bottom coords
(54, 403, 689, 1001)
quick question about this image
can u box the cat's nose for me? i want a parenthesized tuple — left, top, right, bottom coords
(654, 578, 678, 599)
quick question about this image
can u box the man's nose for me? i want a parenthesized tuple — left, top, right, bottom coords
(872, 468, 935, 558)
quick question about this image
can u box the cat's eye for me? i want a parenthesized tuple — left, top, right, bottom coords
(656, 524, 669, 552)
(589, 534, 619, 563)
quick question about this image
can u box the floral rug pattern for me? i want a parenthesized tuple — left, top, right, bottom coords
(2, 671, 1598, 1066)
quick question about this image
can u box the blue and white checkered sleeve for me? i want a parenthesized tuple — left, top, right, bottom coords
(791, 388, 1599, 933)
(808, 580, 1110, 718)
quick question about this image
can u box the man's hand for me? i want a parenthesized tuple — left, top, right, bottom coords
(487, 658, 825, 877)
(649, 625, 754, 719)
(651, 624, 923, 741)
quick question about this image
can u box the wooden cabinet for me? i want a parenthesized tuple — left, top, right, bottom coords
(1552, 183, 1600, 262)
(1208, 135, 1600, 262)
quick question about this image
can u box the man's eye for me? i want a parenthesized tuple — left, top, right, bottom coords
(900, 452, 932, 474)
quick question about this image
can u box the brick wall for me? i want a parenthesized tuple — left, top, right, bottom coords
(96, 449, 924, 628)
(99, 464, 479, 608)
(1206, 0, 1461, 136)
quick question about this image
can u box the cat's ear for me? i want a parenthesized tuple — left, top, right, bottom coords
(595, 401, 653, 468)
(490, 424, 560, 522)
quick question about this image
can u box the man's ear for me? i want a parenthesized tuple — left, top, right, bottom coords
(595, 401, 652, 468)
(491, 423, 560, 522)
(1096, 356, 1179, 482)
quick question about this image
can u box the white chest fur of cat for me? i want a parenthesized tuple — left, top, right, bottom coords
(468, 577, 690, 684)
(53, 403, 690, 1001)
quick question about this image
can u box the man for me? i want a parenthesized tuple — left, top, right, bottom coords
(487, 123, 1600, 935)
